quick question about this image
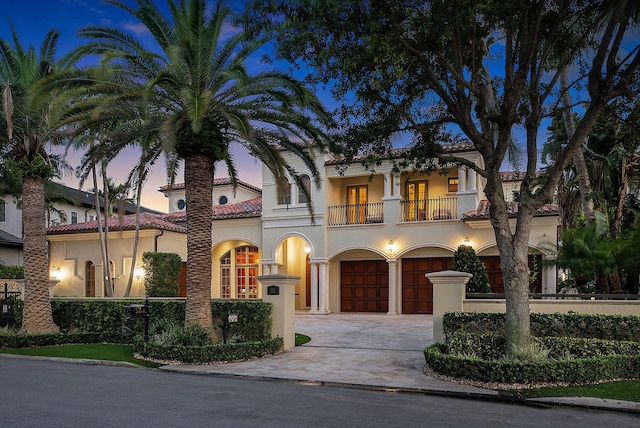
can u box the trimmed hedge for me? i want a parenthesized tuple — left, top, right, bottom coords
(427, 312, 640, 385)
(135, 337, 284, 364)
(443, 312, 640, 342)
(424, 342, 640, 384)
(8, 299, 272, 343)
(0, 331, 122, 348)
(447, 331, 640, 361)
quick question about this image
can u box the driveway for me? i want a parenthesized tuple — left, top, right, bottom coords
(163, 313, 496, 396)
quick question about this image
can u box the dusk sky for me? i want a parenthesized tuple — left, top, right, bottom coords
(1, 0, 327, 212)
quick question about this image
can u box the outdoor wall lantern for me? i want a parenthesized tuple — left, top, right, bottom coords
(463, 237, 472, 247)
(134, 266, 145, 279)
(387, 240, 396, 256)
(50, 267, 61, 280)
(304, 244, 311, 255)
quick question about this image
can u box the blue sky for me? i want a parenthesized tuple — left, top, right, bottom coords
(2, 0, 273, 212)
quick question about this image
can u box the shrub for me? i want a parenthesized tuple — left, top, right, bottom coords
(142, 252, 182, 297)
(0, 265, 23, 279)
(452, 245, 490, 293)
(150, 322, 211, 347)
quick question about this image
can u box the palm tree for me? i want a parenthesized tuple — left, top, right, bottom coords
(64, 0, 331, 338)
(0, 24, 70, 332)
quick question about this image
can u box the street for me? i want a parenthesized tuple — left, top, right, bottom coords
(1, 357, 638, 427)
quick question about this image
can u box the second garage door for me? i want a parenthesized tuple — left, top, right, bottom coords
(402, 258, 453, 314)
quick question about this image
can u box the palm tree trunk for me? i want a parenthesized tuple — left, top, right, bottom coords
(560, 65, 594, 225)
(92, 163, 108, 298)
(101, 161, 113, 297)
(20, 176, 57, 333)
(183, 153, 217, 340)
(125, 164, 144, 297)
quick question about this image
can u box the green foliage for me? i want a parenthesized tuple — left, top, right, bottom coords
(452, 245, 490, 293)
(150, 322, 211, 347)
(432, 312, 640, 384)
(213, 300, 273, 343)
(443, 312, 640, 342)
(0, 265, 24, 279)
(425, 342, 640, 385)
(135, 338, 284, 364)
(141, 252, 182, 297)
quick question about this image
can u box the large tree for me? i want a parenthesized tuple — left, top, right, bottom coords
(61, 0, 331, 338)
(245, 0, 640, 352)
(0, 25, 71, 332)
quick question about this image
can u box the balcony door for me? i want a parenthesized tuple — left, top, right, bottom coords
(406, 180, 428, 221)
(346, 185, 367, 224)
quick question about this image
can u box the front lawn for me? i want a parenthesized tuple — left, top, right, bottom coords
(0, 344, 161, 368)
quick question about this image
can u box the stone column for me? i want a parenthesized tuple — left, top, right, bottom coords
(426, 270, 472, 344)
(318, 262, 329, 314)
(467, 168, 477, 191)
(392, 173, 401, 198)
(383, 172, 392, 199)
(258, 274, 300, 350)
(458, 166, 467, 191)
(387, 260, 398, 316)
(309, 262, 319, 313)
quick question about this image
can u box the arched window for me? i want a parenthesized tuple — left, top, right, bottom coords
(85, 261, 95, 297)
(297, 174, 311, 204)
(219, 195, 228, 205)
(277, 180, 291, 205)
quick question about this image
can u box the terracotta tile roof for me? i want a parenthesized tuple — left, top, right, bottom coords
(462, 200, 559, 220)
(46, 212, 186, 235)
(324, 142, 476, 165)
(163, 197, 263, 223)
(158, 178, 262, 194)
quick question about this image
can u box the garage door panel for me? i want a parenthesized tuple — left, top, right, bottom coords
(341, 260, 388, 313)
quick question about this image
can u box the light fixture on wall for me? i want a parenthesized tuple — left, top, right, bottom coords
(387, 240, 396, 256)
(50, 267, 60, 280)
(463, 237, 472, 247)
(134, 266, 145, 279)
(304, 244, 311, 255)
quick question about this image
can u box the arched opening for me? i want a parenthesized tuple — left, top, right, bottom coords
(274, 236, 310, 310)
(85, 261, 95, 297)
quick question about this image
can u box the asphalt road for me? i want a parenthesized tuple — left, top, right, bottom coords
(1, 356, 638, 427)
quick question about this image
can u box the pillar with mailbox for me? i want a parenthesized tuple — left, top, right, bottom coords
(257, 274, 299, 350)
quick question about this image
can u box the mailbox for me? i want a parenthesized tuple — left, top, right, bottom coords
(267, 285, 280, 296)
(125, 304, 150, 318)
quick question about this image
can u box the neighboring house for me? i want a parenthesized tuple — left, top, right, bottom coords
(0, 182, 162, 267)
(159, 178, 262, 213)
(47, 145, 560, 315)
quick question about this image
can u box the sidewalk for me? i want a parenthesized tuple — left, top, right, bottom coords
(161, 313, 640, 413)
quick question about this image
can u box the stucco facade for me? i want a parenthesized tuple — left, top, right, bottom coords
(46, 145, 560, 314)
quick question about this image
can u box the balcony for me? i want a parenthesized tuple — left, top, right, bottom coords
(401, 197, 458, 222)
(327, 202, 384, 226)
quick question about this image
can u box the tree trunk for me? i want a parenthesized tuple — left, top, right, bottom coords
(20, 176, 57, 333)
(92, 163, 108, 298)
(183, 153, 217, 340)
(560, 66, 594, 225)
(125, 166, 144, 297)
(101, 161, 113, 297)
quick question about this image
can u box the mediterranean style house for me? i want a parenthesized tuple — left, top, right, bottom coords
(45, 144, 560, 315)
(0, 182, 160, 267)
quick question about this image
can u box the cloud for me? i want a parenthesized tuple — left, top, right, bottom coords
(123, 22, 150, 35)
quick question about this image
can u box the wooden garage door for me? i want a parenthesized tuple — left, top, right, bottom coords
(341, 260, 389, 312)
(402, 258, 453, 314)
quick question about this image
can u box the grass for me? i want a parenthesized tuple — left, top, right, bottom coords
(506, 380, 640, 402)
(295, 333, 311, 346)
(0, 344, 161, 368)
